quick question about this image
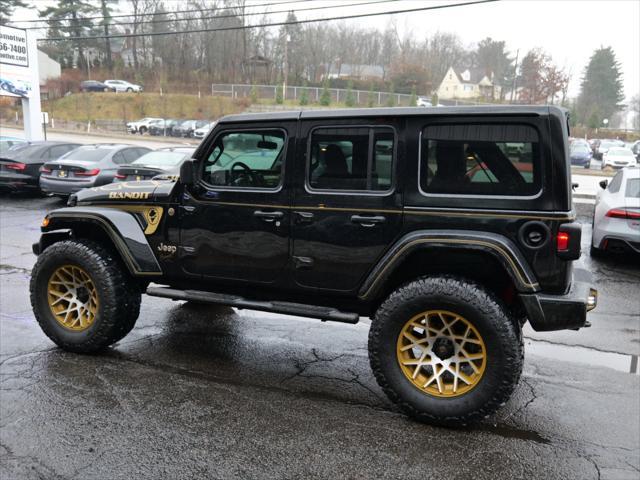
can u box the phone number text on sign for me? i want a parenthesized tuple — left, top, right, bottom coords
(0, 27, 29, 67)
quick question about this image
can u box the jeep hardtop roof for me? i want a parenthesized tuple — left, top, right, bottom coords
(218, 105, 564, 124)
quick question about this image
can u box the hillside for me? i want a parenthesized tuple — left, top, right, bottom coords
(40, 92, 246, 123)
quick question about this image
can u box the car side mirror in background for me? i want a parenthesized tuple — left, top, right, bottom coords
(179, 159, 196, 185)
(599, 179, 608, 190)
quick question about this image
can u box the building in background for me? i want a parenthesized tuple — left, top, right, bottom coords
(437, 67, 499, 101)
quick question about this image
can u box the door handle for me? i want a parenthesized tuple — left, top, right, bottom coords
(294, 211, 314, 224)
(351, 215, 386, 227)
(180, 205, 196, 213)
(253, 210, 284, 222)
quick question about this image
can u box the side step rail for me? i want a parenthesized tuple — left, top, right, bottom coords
(146, 286, 360, 324)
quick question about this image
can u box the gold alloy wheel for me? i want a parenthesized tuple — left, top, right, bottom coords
(396, 310, 487, 398)
(47, 265, 99, 331)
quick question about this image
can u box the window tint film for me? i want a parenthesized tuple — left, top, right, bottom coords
(420, 124, 541, 196)
(608, 172, 622, 193)
(203, 130, 285, 189)
(308, 127, 394, 191)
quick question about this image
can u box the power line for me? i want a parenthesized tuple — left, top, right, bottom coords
(11, 0, 307, 25)
(24, 0, 399, 31)
(39, 0, 499, 42)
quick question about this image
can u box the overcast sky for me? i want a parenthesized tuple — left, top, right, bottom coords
(10, 0, 640, 101)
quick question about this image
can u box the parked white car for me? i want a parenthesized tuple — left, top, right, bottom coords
(104, 79, 143, 93)
(602, 147, 638, 169)
(591, 167, 640, 256)
(126, 117, 164, 135)
(193, 121, 216, 139)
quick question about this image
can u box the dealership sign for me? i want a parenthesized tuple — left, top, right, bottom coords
(0, 25, 33, 99)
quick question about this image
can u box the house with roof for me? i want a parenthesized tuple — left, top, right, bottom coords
(436, 67, 500, 100)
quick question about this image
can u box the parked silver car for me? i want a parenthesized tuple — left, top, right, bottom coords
(39, 144, 151, 196)
(591, 167, 640, 255)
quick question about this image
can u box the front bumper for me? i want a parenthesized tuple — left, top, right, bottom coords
(519, 268, 597, 331)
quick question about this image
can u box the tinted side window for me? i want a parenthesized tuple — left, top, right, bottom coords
(122, 149, 142, 163)
(203, 130, 285, 189)
(607, 172, 623, 193)
(308, 127, 394, 192)
(626, 178, 640, 198)
(112, 152, 126, 164)
(420, 124, 541, 196)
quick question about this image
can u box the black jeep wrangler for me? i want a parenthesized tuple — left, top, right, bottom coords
(30, 106, 597, 425)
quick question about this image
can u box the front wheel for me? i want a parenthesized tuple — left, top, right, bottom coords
(369, 276, 523, 425)
(30, 240, 141, 353)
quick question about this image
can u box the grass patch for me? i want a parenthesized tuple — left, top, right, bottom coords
(41, 92, 245, 123)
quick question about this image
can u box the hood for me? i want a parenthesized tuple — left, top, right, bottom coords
(73, 178, 179, 205)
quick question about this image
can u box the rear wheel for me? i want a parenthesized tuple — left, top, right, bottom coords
(369, 276, 523, 425)
(139, 126, 147, 135)
(30, 239, 141, 353)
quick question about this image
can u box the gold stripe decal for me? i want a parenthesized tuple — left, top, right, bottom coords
(203, 201, 574, 221)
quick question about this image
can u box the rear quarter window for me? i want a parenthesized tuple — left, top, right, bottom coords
(626, 178, 640, 198)
(420, 124, 541, 197)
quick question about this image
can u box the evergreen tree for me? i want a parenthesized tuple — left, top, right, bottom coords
(0, 0, 27, 23)
(367, 83, 375, 108)
(576, 47, 624, 126)
(386, 82, 396, 107)
(250, 84, 259, 104)
(275, 82, 284, 104)
(299, 83, 309, 106)
(320, 79, 331, 106)
(345, 81, 356, 107)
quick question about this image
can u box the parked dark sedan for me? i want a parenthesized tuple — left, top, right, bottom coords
(149, 119, 180, 136)
(0, 141, 82, 192)
(80, 80, 116, 92)
(114, 147, 196, 182)
(40, 144, 151, 196)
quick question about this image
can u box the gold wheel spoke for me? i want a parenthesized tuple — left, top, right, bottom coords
(398, 309, 486, 398)
(48, 265, 98, 332)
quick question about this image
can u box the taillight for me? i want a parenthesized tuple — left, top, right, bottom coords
(606, 208, 640, 220)
(75, 168, 100, 177)
(40, 166, 52, 173)
(557, 231, 570, 251)
(115, 173, 126, 179)
(6, 162, 26, 171)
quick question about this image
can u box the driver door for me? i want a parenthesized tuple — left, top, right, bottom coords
(179, 125, 293, 284)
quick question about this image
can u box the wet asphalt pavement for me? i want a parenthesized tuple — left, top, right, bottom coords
(1, 194, 639, 480)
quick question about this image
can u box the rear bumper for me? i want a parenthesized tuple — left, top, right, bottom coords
(0, 171, 39, 191)
(519, 268, 597, 331)
(39, 176, 97, 195)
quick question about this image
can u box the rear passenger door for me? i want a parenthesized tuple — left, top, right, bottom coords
(291, 120, 403, 293)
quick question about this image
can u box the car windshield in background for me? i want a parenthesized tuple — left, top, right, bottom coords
(626, 178, 640, 198)
(608, 148, 634, 157)
(571, 146, 590, 154)
(600, 141, 614, 149)
(131, 151, 188, 167)
(61, 148, 111, 162)
(1, 144, 41, 158)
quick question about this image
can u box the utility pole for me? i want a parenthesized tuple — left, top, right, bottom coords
(510, 49, 519, 104)
(283, 33, 290, 101)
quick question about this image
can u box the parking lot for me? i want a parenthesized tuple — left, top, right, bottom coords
(1, 186, 639, 479)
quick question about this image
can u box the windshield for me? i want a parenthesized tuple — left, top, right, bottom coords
(600, 141, 614, 149)
(131, 151, 188, 167)
(60, 148, 112, 162)
(1, 144, 42, 159)
(571, 146, 590, 154)
(609, 149, 633, 156)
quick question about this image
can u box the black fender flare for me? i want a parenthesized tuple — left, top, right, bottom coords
(358, 229, 540, 300)
(38, 207, 162, 276)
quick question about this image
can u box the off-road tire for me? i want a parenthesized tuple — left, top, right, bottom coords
(30, 239, 141, 353)
(369, 276, 523, 426)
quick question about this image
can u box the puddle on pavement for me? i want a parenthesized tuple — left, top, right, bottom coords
(526, 339, 640, 375)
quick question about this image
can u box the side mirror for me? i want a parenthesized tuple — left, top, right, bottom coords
(179, 159, 196, 185)
(599, 179, 608, 190)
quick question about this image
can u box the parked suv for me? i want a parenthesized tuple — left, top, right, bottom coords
(126, 117, 164, 135)
(29, 106, 596, 425)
